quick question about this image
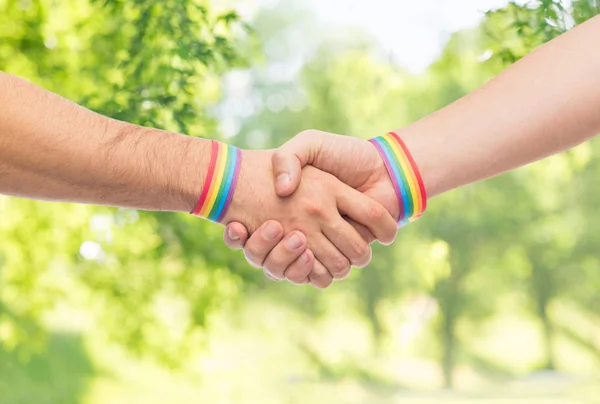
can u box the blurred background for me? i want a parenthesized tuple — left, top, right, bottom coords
(2, 0, 600, 402)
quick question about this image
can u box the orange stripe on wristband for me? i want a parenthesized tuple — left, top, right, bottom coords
(191, 140, 241, 223)
(369, 132, 427, 226)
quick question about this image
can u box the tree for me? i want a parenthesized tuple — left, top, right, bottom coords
(0, 0, 255, 366)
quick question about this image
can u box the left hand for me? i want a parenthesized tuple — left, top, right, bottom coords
(223, 148, 398, 288)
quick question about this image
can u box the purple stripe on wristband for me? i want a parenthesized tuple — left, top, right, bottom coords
(216, 147, 242, 223)
(369, 139, 406, 221)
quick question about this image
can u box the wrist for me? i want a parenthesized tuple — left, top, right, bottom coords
(111, 121, 211, 213)
(189, 140, 245, 221)
(221, 149, 274, 230)
(175, 136, 212, 213)
(361, 141, 402, 221)
(394, 125, 447, 199)
(369, 132, 428, 225)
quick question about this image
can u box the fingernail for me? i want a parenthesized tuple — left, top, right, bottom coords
(285, 233, 303, 250)
(263, 222, 281, 240)
(277, 173, 291, 189)
(227, 228, 240, 241)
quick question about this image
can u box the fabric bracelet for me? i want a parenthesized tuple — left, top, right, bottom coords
(369, 132, 427, 227)
(191, 140, 242, 223)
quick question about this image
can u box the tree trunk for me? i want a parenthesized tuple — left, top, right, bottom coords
(539, 299, 555, 370)
(442, 313, 456, 388)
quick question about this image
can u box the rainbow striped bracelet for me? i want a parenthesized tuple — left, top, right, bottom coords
(369, 132, 427, 227)
(191, 140, 242, 223)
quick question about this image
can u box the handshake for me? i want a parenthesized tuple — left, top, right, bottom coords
(200, 129, 429, 289)
(4, 18, 598, 288)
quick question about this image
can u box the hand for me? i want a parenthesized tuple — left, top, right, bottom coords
(223, 149, 397, 288)
(272, 130, 400, 220)
(224, 220, 313, 284)
(226, 130, 401, 284)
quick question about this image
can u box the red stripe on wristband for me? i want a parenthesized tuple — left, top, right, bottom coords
(191, 141, 242, 223)
(369, 132, 427, 226)
(192, 140, 219, 216)
(391, 132, 427, 212)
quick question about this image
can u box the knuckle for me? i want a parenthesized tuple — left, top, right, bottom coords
(368, 203, 385, 222)
(353, 241, 371, 264)
(326, 222, 343, 238)
(329, 255, 351, 278)
(305, 200, 327, 218)
(328, 225, 370, 264)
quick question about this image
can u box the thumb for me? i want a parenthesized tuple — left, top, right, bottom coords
(272, 130, 323, 197)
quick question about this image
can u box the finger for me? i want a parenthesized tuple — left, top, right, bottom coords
(309, 233, 351, 281)
(243, 221, 285, 268)
(283, 249, 315, 285)
(308, 258, 334, 289)
(263, 231, 308, 280)
(323, 217, 372, 269)
(272, 130, 323, 197)
(345, 218, 377, 244)
(337, 188, 398, 245)
(223, 222, 249, 249)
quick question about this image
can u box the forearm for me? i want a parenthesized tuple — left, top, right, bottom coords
(401, 15, 600, 198)
(0, 72, 207, 212)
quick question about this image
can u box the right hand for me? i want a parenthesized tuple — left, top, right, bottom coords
(222, 149, 398, 288)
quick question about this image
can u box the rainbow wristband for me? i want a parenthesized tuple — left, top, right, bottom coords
(191, 140, 242, 223)
(369, 132, 427, 227)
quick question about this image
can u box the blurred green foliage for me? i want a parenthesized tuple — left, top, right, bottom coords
(0, 0, 254, 367)
(1, 0, 600, 402)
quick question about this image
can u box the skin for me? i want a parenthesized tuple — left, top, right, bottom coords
(0, 72, 399, 288)
(224, 157, 398, 286)
(226, 14, 600, 283)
